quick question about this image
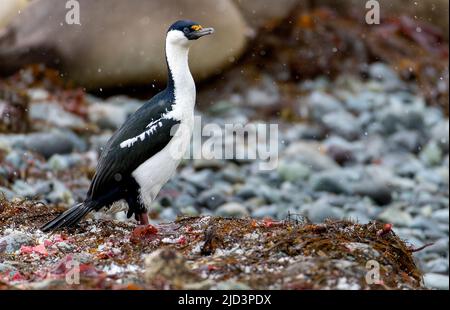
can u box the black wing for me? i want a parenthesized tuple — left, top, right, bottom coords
(87, 92, 180, 201)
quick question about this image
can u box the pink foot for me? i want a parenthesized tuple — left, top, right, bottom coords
(136, 212, 149, 226)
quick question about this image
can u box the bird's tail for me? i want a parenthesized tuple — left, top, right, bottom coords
(41, 200, 96, 232)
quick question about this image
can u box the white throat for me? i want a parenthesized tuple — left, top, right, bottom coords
(164, 30, 196, 121)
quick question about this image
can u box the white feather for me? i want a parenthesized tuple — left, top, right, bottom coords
(119, 119, 164, 149)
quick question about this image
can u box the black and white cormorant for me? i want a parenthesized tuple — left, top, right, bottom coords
(41, 20, 214, 232)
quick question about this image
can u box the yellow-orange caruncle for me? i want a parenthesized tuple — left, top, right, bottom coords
(191, 25, 203, 31)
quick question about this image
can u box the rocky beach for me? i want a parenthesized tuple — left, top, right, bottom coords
(0, 3, 449, 290)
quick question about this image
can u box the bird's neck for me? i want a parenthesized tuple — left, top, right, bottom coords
(165, 41, 196, 121)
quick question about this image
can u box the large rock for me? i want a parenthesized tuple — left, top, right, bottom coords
(0, 231, 34, 254)
(233, 0, 304, 28)
(0, 0, 29, 29)
(0, 0, 247, 89)
(0, 130, 86, 158)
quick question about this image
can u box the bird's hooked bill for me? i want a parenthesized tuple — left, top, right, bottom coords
(188, 25, 215, 39)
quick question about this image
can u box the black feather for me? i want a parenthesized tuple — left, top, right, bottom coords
(41, 201, 96, 232)
(87, 92, 179, 201)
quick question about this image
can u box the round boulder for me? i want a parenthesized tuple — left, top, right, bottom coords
(233, 0, 304, 28)
(0, 0, 248, 89)
(0, 0, 29, 29)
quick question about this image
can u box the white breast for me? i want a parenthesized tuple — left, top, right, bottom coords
(131, 117, 193, 207)
(131, 29, 196, 208)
